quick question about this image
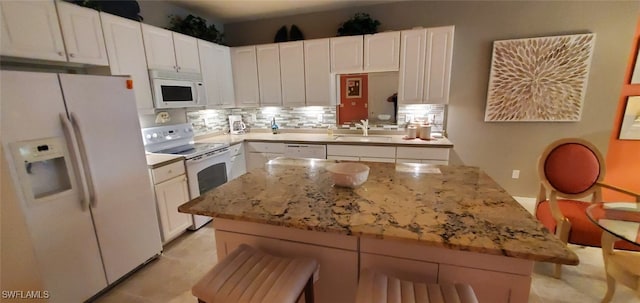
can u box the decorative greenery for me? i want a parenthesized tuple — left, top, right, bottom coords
(337, 13, 380, 36)
(168, 14, 224, 45)
(69, 0, 143, 21)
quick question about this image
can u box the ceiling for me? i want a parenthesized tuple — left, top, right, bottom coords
(169, 0, 402, 23)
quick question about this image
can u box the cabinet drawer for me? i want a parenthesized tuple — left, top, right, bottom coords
(327, 145, 395, 158)
(360, 157, 395, 163)
(246, 142, 284, 153)
(396, 147, 449, 160)
(327, 155, 359, 161)
(151, 160, 185, 184)
(397, 158, 449, 165)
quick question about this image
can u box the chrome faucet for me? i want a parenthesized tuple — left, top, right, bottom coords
(356, 119, 369, 136)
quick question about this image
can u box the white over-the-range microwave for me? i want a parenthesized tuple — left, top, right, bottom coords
(149, 69, 206, 108)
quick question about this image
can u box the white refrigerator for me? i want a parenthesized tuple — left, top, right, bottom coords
(0, 71, 162, 302)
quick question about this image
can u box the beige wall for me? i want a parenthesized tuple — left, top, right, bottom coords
(223, 1, 638, 197)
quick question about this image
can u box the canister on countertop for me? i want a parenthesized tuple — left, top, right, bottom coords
(419, 124, 432, 140)
(406, 126, 417, 139)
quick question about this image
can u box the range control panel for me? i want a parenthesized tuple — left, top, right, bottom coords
(141, 123, 194, 146)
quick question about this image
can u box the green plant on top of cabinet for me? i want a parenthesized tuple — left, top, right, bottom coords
(398, 26, 454, 104)
(231, 46, 260, 107)
(100, 12, 154, 113)
(56, 1, 108, 65)
(256, 43, 283, 106)
(141, 23, 201, 73)
(198, 40, 235, 108)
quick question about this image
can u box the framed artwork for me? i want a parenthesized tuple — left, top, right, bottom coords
(484, 33, 596, 122)
(346, 77, 362, 98)
(619, 96, 640, 140)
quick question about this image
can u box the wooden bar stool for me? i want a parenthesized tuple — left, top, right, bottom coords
(192, 244, 317, 303)
(356, 269, 479, 303)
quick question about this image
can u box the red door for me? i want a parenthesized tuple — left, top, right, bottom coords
(338, 74, 368, 125)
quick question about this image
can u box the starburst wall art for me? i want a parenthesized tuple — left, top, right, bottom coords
(484, 33, 596, 122)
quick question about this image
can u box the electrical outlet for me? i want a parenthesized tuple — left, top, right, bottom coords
(511, 170, 520, 179)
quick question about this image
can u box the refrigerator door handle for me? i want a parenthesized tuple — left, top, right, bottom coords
(70, 112, 97, 208)
(60, 113, 91, 210)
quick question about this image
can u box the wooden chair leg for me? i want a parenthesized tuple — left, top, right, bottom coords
(553, 219, 571, 279)
(601, 274, 616, 303)
(304, 275, 315, 303)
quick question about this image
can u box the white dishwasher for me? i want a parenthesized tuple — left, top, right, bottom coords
(283, 144, 327, 159)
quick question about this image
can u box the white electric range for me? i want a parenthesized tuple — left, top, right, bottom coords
(142, 123, 230, 230)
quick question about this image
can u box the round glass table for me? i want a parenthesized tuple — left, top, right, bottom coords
(586, 202, 640, 303)
(586, 202, 640, 246)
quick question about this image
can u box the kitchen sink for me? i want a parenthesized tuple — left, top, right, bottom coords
(334, 135, 393, 142)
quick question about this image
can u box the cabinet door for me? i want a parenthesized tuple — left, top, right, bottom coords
(439, 264, 531, 303)
(279, 41, 306, 107)
(256, 44, 282, 106)
(216, 44, 236, 107)
(398, 28, 426, 104)
(304, 38, 333, 106)
(0, 0, 66, 62)
(230, 153, 247, 180)
(141, 24, 177, 71)
(231, 46, 260, 107)
(246, 152, 268, 171)
(363, 31, 400, 72)
(198, 40, 222, 107)
(154, 175, 191, 244)
(100, 12, 154, 112)
(330, 35, 363, 73)
(423, 26, 454, 104)
(173, 32, 201, 73)
(56, 1, 108, 66)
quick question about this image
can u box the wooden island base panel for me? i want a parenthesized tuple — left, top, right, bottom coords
(179, 158, 578, 303)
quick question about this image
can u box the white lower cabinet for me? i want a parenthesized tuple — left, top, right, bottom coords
(150, 161, 191, 245)
(396, 146, 449, 164)
(229, 143, 247, 180)
(327, 144, 396, 163)
(246, 142, 285, 171)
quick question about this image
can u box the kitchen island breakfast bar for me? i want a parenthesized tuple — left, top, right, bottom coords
(179, 158, 578, 303)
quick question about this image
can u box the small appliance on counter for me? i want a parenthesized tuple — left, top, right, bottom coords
(229, 115, 246, 134)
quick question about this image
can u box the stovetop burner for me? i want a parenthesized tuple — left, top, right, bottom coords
(141, 124, 229, 159)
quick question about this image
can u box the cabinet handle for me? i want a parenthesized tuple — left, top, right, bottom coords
(69, 53, 75, 58)
(177, 66, 181, 71)
(58, 51, 64, 56)
(168, 169, 173, 174)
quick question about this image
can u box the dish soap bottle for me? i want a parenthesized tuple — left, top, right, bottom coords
(271, 117, 279, 134)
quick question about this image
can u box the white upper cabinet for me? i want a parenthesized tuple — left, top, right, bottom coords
(398, 28, 427, 104)
(330, 35, 363, 73)
(231, 46, 260, 107)
(256, 44, 282, 106)
(142, 24, 201, 73)
(364, 31, 400, 72)
(141, 24, 176, 71)
(304, 38, 333, 106)
(0, 0, 66, 62)
(423, 26, 454, 104)
(100, 12, 154, 112)
(56, 1, 108, 66)
(279, 41, 306, 107)
(199, 40, 235, 108)
(398, 26, 454, 104)
(172, 32, 200, 73)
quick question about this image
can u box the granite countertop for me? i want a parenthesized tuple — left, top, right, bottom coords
(196, 132, 453, 147)
(179, 158, 578, 265)
(145, 153, 184, 169)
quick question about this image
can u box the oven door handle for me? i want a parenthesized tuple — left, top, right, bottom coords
(186, 148, 230, 165)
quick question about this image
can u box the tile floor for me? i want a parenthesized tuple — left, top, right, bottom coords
(94, 220, 639, 303)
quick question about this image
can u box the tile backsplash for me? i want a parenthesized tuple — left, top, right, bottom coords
(186, 104, 445, 136)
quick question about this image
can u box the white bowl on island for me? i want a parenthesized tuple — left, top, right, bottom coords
(326, 163, 370, 188)
(377, 114, 391, 121)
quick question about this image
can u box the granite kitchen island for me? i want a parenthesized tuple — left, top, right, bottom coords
(179, 158, 578, 303)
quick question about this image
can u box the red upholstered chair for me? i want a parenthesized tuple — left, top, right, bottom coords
(535, 138, 640, 278)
